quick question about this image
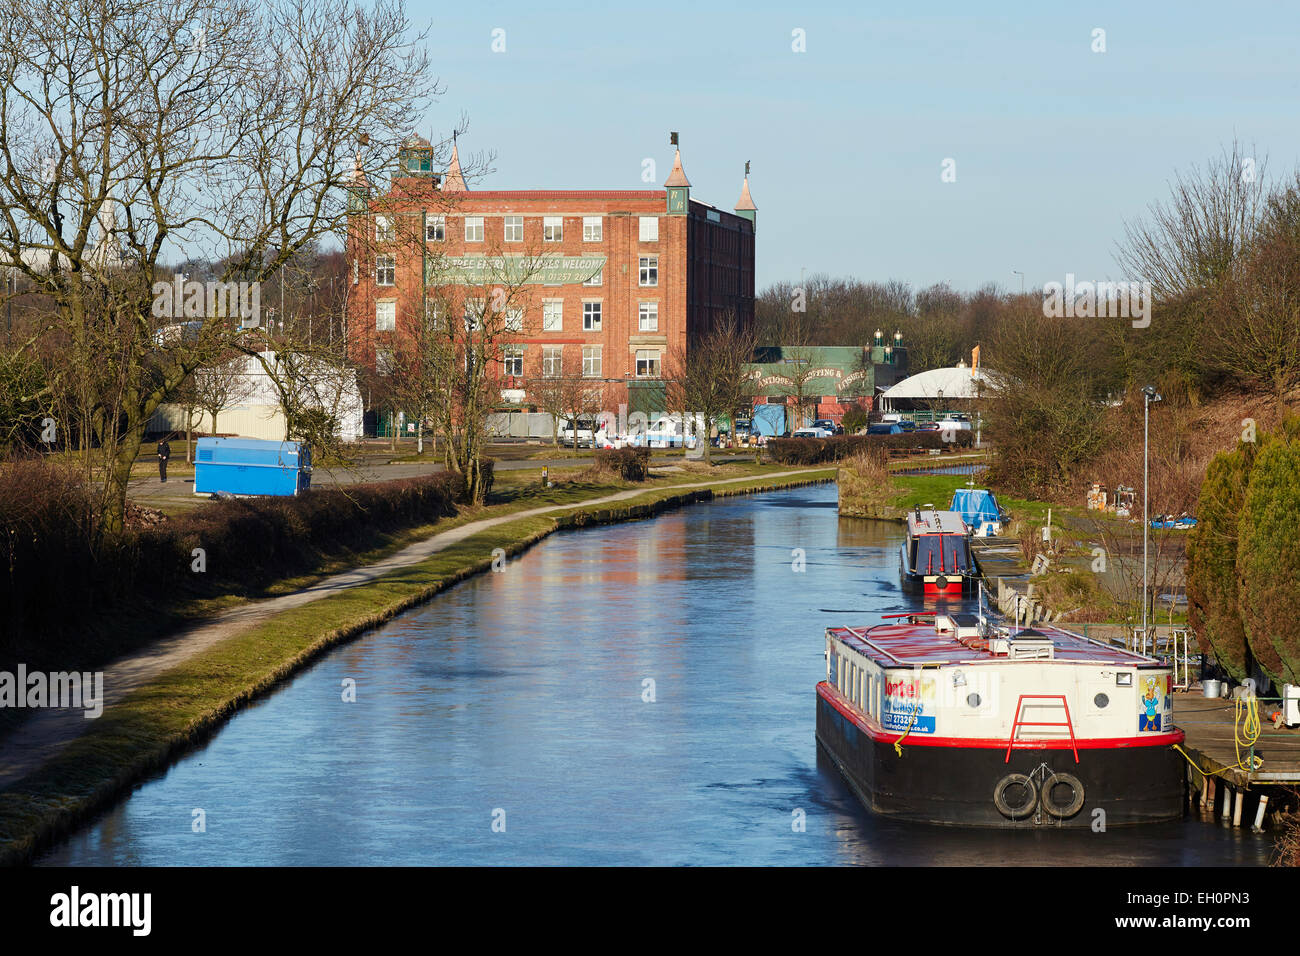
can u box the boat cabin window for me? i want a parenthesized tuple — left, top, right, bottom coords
(914, 533, 969, 574)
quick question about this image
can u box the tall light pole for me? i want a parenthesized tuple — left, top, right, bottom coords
(1141, 385, 1162, 648)
(1012, 269, 1024, 294)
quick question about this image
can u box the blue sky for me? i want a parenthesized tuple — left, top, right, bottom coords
(406, 0, 1300, 293)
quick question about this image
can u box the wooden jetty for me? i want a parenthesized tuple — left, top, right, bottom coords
(1174, 692, 1300, 831)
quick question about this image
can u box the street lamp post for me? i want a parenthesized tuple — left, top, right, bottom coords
(1141, 385, 1163, 649)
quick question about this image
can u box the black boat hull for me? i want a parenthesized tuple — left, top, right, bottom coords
(817, 684, 1185, 828)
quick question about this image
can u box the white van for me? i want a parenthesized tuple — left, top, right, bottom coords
(626, 416, 698, 449)
(558, 419, 596, 448)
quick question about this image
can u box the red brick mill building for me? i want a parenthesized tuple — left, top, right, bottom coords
(345, 135, 756, 428)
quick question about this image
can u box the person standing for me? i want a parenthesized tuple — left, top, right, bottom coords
(157, 436, 171, 483)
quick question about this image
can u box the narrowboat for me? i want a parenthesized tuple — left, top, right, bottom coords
(816, 609, 1185, 827)
(899, 507, 981, 596)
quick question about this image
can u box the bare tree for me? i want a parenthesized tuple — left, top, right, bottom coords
(1116, 141, 1265, 301)
(552, 355, 607, 451)
(1199, 174, 1300, 400)
(0, 0, 438, 534)
(390, 244, 549, 499)
(772, 346, 822, 434)
(527, 360, 566, 446)
(666, 312, 757, 465)
(983, 302, 1112, 497)
(172, 373, 202, 464)
(525, 351, 593, 450)
(195, 352, 257, 437)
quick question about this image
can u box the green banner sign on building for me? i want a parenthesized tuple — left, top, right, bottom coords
(428, 255, 606, 286)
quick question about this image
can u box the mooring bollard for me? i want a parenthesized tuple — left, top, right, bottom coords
(1252, 794, 1269, 833)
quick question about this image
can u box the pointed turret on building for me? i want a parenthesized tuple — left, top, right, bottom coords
(664, 132, 690, 214)
(733, 162, 756, 229)
(346, 153, 370, 213)
(442, 138, 468, 192)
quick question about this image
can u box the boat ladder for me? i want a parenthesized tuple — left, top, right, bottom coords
(1005, 694, 1079, 764)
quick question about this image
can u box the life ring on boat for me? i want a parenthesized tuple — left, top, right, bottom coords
(993, 773, 1038, 819)
(1040, 772, 1086, 818)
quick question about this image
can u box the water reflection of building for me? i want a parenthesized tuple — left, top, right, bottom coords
(836, 515, 907, 553)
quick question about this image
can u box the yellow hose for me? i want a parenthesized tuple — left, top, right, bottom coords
(1172, 693, 1263, 778)
(1233, 693, 1262, 771)
(893, 703, 918, 757)
(892, 664, 940, 756)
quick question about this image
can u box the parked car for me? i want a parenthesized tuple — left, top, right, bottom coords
(917, 422, 941, 432)
(937, 417, 972, 432)
(558, 419, 597, 448)
(792, 426, 834, 439)
(812, 418, 844, 436)
(896, 420, 917, 432)
(868, 422, 903, 435)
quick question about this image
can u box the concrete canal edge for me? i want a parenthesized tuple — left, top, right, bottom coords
(0, 468, 834, 865)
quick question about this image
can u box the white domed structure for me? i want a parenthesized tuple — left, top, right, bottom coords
(877, 364, 995, 413)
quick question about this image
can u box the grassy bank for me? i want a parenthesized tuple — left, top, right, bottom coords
(838, 462, 1066, 528)
(0, 465, 833, 865)
(852, 467, 1185, 627)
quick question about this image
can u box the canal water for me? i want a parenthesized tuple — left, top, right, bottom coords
(41, 485, 1274, 865)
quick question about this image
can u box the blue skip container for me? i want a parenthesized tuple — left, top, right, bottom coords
(193, 437, 312, 497)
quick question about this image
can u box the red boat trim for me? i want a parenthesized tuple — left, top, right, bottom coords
(817, 682, 1184, 750)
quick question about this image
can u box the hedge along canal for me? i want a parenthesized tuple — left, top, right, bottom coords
(0, 467, 834, 865)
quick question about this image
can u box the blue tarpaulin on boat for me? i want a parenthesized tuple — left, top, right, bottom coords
(950, 488, 1006, 528)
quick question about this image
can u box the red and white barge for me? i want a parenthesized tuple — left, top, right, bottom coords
(816, 610, 1185, 827)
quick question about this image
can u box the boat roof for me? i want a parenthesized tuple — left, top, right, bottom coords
(906, 509, 968, 535)
(828, 615, 1162, 668)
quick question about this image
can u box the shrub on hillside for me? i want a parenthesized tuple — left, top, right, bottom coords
(1236, 437, 1300, 685)
(1186, 441, 1257, 680)
(1187, 418, 1300, 687)
(595, 447, 650, 481)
